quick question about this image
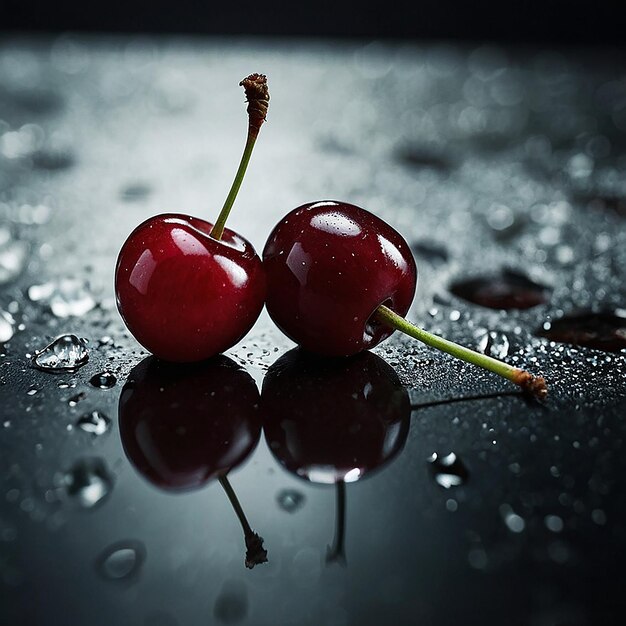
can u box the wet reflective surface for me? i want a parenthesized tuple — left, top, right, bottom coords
(1, 37, 626, 626)
(119, 356, 261, 490)
(537, 310, 626, 352)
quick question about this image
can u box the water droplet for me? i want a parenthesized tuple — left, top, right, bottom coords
(467, 547, 488, 570)
(567, 152, 593, 179)
(0, 240, 29, 285)
(76, 410, 111, 436)
(537, 310, 626, 352)
(0, 309, 16, 343)
(450, 270, 550, 309)
(591, 509, 606, 525)
(475, 329, 510, 358)
(410, 240, 449, 264)
(276, 489, 305, 513)
(28, 278, 95, 318)
(427, 452, 469, 488)
(503, 511, 525, 533)
(499, 503, 527, 533)
(544, 515, 564, 533)
(120, 182, 152, 202)
(65, 457, 113, 508)
(486, 203, 516, 233)
(446, 498, 458, 512)
(32, 149, 75, 171)
(396, 145, 452, 172)
(33, 334, 89, 371)
(68, 392, 86, 407)
(89, 371, 117, 389)
(96, 541, 146, 582)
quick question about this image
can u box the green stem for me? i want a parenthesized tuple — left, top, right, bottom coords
(374, 305, 547, 399)
(210, 133, 257, 241)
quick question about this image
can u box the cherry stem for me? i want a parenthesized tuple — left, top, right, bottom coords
(210, 134, 257, 241)
(210, 74, 269, 241)
(374, 305, 548, 400)
(326, 481, 347, 566)
(218, 475, 253, 536)
(218, 474, 268, 569)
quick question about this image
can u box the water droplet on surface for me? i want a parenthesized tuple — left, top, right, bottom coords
(76, 410, 111, 436)
(503, 511, 526, 533)
(545, 514, 564, 533)
(33, 334, 89, 371)
(410, 240, 449, 264)
(65, 457, 113, 508)
(68, 392, 86, 407)
(396, 145, 452, 172)
(28, 278, 95, 318)
(450, 270, 550, 309)
(0, 309, 16, 343)
(537, 310, 626, 352)
(276, 489, 305, 513)
(486, 203, 516, 233)
(89, 371, 117, 389)
(0, 240, 29, 285)
(96, 541, 146, 581)
(120, 182, 152, 202)
(475, 329, 510, 358)
(427, 452, 469, 488)
(32, 149, 75, 171)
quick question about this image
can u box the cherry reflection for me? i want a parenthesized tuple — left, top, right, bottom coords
(119, 355, 267, 569)
(261, 349, 411, 564)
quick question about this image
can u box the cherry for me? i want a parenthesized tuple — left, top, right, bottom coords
(263, 201, 548, 399)
(262, 348, 410, 563)
(115, 74, 270, 362)
(261, 348, 410, 484)
(263, 200, 417, 357)
(119, 355, 268, 568)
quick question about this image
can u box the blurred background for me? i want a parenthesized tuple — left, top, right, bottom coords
(2, 0, 624, 43)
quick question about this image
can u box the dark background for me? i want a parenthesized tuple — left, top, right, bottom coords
(1, 0, 624, 43)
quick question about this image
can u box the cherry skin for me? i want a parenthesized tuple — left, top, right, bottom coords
(119, 355, 262, 491)
(115, 214, 266, 363)
(261, 348, 411, 484)
(263, 201, 417, 357)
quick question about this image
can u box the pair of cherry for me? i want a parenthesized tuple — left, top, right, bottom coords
(115, 74, 546, 399)
(120, 349, 409, 567)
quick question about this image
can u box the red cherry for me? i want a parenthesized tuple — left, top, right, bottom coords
(115, 215, 265, 362)
(119, 355, 268, 568)
(119, 355, 262, 491)
(264, 200, 548, 399)
(262, 348, 410, 564)
(115, 74, 270, 362)
(261, 349, 410, 484)
(263, 200, 417, 356)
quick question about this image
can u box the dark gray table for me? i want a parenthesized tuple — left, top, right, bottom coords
(1, 36, 625, 626)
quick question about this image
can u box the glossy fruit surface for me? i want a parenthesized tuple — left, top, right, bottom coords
(119, 355, 261, 491)
(263, 201, 417, 356)
(115, 213, 266, 362)
(261, 349, 410, 484)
